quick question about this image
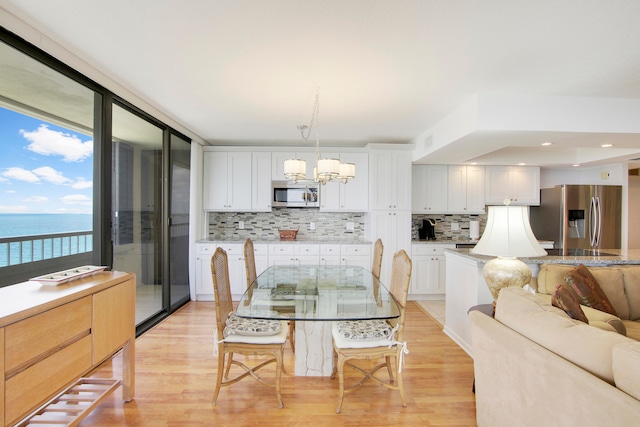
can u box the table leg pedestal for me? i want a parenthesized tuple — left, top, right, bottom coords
(294, 321, 333, 376)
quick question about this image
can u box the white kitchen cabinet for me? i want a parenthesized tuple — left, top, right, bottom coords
(252, 243, 270, 276)
(203, 151, 252, 211)
(410, 243, 455, 298)
(447, 165, 485, 213)
(320, 152, 369, 212)
(412, 165, 448, 213)
(271, 151, 316, 181)
(268, 244, 320, 266)
(485, 166, 540, 205)
(320, 244, 341, 266)
(216, 243, 247, 297)
(370, 210, 412, 286)
(252, 152, 272, 211)
(369, 149, 412, 211)
(195, 243, 217, 300)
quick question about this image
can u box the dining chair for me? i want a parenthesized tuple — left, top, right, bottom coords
(371, 238, 384, 306)
(331, 249, 412, 414)
(211, 247, 288, 408)
(244, 238, 295, 352)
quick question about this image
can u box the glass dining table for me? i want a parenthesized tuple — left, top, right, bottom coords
(236, 265, 400, 376)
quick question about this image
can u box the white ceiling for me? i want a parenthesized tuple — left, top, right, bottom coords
(3, 0, 640, 168)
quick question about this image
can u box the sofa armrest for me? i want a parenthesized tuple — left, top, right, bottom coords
(613, 341, 640, 400)
(582, 305, 627, 336)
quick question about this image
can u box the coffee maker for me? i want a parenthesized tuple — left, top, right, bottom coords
(418, 219, 437, 240)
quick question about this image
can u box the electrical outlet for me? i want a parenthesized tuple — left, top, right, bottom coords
(451, 222, 460, 231)
(238, 221, 244, 230)
(345, 222, 355, 232)
(601, 171, 610, 179)
(309, 222, 316, 230)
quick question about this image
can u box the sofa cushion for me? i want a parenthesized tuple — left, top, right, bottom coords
(618, 266, 640, 321)
(623, 321, 640, 341)
(495, 287, 635, 384)
(536, 263, 574, 295)
(565, 264, 618, 317)
(582, 305, 627, 336)
(551, 283, 589, 323)
(612, 341, 640, 400)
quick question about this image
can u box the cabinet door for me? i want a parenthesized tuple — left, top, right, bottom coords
(339, 152, 369, 211)
(203, 152, 228, 210)
(227, 152, 252, 210)
(252, 152, 272, 211)
(433, 255, 447, 294)
(410, 255, 430, 294)
(510, 167, 540, 205)
(447, 165, 467, 213)
(393, 151, 413, 210)
(465, 165, 486, 213)
(485, 166, 512, 205)
(319, 151, 341, 211)
(370, 150, 412, 210)
(370, 211, 411, 286)
(411, 166, 428, 212)
(425, 165, 448, 212)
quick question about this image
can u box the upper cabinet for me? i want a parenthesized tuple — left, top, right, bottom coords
(412, 165, 484, 214)
(485, 166, 540, 206)
(447, 165, 485, 213)
(412, 165, 448, 213)
(203, 151, 252, 211)
(320, 152, 369, 212)
(369, 149, 412, 210)
(251, 152, 272, 211)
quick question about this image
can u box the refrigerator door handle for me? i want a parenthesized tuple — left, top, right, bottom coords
(589, 196, 597, 246)
(595, 196, 602, 247)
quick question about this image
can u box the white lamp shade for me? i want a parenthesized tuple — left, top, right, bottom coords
(471, 205, 547, 258)
(284, 158, 306, 179)
(317, 158, 340, 178)
(338, 162, 355, 180)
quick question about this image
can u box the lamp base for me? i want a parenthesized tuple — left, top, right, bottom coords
(482, 256, 532, 302)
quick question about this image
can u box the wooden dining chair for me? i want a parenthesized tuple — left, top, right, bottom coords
(211, 247, 288, 408)
(244, 238, 295, 352)
(331, 249, 412, 414)
(371, 238, 384, 306)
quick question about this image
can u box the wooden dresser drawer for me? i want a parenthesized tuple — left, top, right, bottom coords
(4, 296, 92, 375)
(5, 334, 92, 425)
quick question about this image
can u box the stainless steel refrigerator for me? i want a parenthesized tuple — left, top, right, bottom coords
(530, 185, 622, 255)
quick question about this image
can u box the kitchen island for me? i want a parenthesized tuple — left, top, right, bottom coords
(444, 248, 640, 356)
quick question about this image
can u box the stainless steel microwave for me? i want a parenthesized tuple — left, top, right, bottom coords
(272, 181, 319, 208)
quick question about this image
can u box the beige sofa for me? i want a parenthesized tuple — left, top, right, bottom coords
(534, 263, 640, 340)
(470, 287, 640, 427)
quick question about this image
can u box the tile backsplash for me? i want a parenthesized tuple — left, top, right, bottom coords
(207, 210, 365, 240)
(412, 213, 487, 241)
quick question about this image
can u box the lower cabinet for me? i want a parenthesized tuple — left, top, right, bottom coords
(195, 243, 217, 299)
(410, 243, 455, 299)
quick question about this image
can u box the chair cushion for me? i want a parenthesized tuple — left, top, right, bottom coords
(335, 319, 393, 340)
(222, 320, 289, 345)
(332, 321, 395, 349)
(551, 283, 589, 323)
(565, 264, 617, 316)
(224, 312, 282, 337)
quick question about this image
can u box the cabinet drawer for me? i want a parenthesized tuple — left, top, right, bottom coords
(196, 243, 217, 255)
(269, 244, 294, 255)
(411, 244, 454, 256)
(295, 244, 320, 256)
(253, 243, 269, 255)
(5, 334, 92, 426)
(217, 243, 243, 255)
(341, 245, 371, 256)
(320, 244, 340, 256)
(5, 296, 92, 374)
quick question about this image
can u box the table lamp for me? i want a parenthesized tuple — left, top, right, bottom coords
(471, 202, 547, 303)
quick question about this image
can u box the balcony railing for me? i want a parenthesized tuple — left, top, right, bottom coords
(0, 231, 93, 268)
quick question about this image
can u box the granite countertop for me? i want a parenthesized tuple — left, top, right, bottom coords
(196, 237, 372, 245)
(412, 239, 478, 245)
(446, 248, 640, 265)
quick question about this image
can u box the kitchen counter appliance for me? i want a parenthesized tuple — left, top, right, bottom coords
(272, 181, 319, 208)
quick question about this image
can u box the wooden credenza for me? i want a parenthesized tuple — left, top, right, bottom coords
(0, 270, 136, 426)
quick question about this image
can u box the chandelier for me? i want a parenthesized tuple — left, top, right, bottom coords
(283, 90, 355, 184)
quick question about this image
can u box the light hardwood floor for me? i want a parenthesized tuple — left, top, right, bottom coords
(81, 302, 477, 426)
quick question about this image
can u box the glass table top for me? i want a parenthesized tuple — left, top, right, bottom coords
(235, 265, 400, 321)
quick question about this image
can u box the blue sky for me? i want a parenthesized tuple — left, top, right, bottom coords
(0, 107, 93, 214)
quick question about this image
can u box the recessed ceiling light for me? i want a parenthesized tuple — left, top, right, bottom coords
(601, 144, 613, 148)
(572, 164, 581, 167)
(541, 142, 552, 146)
(470, 162, 478, 165)
(518, 163, 526, 166)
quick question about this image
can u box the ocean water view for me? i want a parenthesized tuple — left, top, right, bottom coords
(0, 214, 93, 267)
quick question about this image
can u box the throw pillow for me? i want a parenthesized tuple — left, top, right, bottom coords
(224, 312, 282, 337)
(551, 283, 589, 323)
(335, 319, 393, 341)
(565, 264, 618, 316)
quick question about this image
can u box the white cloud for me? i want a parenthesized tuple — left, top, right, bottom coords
(61, 194, 92, 205)
(21, 124, 92, 162)
(0, 205, 30, 213)
(0, 176, 8, 183)
(6, 190, 15, 193)
(24, 196, 49, 203)
(71, 178, 93, 190)
(32, 166, 72, 185)
(2, 167, 40, 183)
